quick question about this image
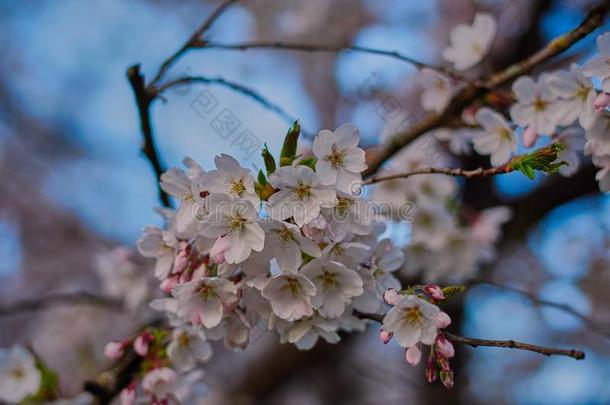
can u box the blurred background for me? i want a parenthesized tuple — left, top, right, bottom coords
(0, 0, 609, 404)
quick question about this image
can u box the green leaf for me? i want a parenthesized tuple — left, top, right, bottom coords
(280, 121, 300, 166)
(441, 285, 466, 299)
(261, 144, 276, 174)
(508, 142, 567, 181)
(257, 169, 267, 185)
(298, 157, 317, 169)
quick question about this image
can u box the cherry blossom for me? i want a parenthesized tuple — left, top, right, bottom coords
(0, 346, 41, 404)
(442, 12, 497, 70)
(261, 219, 321, 273)
(262, 273, 317, 321)
(382, 295, 442, 347)
(583, 32, 610, 92)
(473, 107, 517, 165)
(268, 165, 337, 227)
(419, 69, 453, 113)
(199, 154, 259, 207)
(173, 277, 238, 328)
(312, 123, 367, 192)
(167, 327, 212, 371)
(546, 64, 597, 129)
(510, 75, 559, 143)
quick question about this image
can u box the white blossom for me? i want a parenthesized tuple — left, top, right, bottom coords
(160, 163, 206, 234)
(142, 367, 177, 400)
(199, 194, 264, 264)
(268, 165, 337, 227)
(137, 226, 179, 280)
(555, 127, 586, 177)
(199, 154, 259, 207)
(382, 295, 441, 347)
(173, 277, 238, 328)
(300, 258, 363, 318)
(583, 32, 610, 92)
(0, 346, 41, 404)
(322, 191, 373, 241)
(473, 107, 517, 166)
(419, 69, 454, 113)
(546, 64, 597, 129)
(442, 12, 496, 70)
(313, 123, 367, 192)
(275, 316, 340, 350)
(262, 273, 317, 321)
(261, 219, 321, 273)
(510, 75, 559, 139)
(168, 327, 212, 371)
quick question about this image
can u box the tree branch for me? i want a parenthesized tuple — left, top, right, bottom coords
(127, 65, 171, 207)
(363, 1, 608, 177)
(201, 40, 468, 82)
(364, 165, 510, 185)
(356, 311, 585, 360)
(445, 332, 585, 360)
(149, 0, 240, 86)
(154, 75, 302, 131)
(0, 292, 123, 316)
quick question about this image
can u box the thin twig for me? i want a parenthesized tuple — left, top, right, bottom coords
(445, 332, 585, 360)
(0, 292, 123, 316)
(356, 311, 585, 360)
(155, 76, 301, 129)
(475, 280, 610, 341)
(364, 165, 510, 185)
(127, 65, 171, 207)
(363, 1, 608, 177)
(150, 0, 239, 86)
(201, 41, 469, 83)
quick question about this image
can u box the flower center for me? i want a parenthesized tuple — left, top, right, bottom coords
(11, 366, 25, 380)
(336, 197, 351, 215)
(319, 271, 337, 288)
(178, 332, 191, 347)
(534, 97, 547, 112)
(497, 126, 512, 140)
(404, 307, 423, 325)
(328, 148, 345, 168)
(198, 284, 215, 300)
(277, 228, 293, 243)
(294, 183, 311, 200)
(230, 179, 246, 196)
(286, 279, 301, 296)
(576, 86, 589, 100)
(229, 214, 247, 232)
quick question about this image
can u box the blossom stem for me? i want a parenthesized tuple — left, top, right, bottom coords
(444, 332, 585, 360)
(355, 311, 585, 360)
(364, 165, 510, 185)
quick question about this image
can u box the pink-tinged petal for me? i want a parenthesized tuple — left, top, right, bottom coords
(522, 126, 539, 148)
(104, 341, 125, 360)
(603, 78, 610, 94)
(313, 129, 335, 158)
(379, 328, 394, 344)
(134, 336, 149, 356)
(383, 288, 400, 305)
(436, 334, 455, 358)
(424, 285, 445, 300)
(436, 311, 452, 328)
(120, 386, 136, 405)
(426, 357, 438, 383)
(593, 92, 610, 111)
(405, 345, 422, 365)
(160, 275, 179, 293)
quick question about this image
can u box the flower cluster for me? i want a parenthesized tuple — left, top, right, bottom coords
(118, 122, 454, 401)
(421, 22, 610, 193)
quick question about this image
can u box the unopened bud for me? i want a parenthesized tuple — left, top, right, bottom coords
(440, 370, 454, 389)
(436, 311, 452, 328)
(436, 334, 455, 358)
(593, 92, 610, 111)
(383, 288, 400, 305)
(426, 356, 437, 383)
(104, 341, 125, 360)
(379, 328, 394, 344)
(424, 285, 445, 300)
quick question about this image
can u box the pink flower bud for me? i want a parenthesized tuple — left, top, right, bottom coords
(436, 352, 451, 372)
(379, 328, 394, 344)
(440, 370, 454, 389)
(160, 275, 179, 293)
(424, 285, 445, 300)
(104, 341, 125, 360)
(134, 333, 152, 356)
(522, 125, 539, 148)
(436, 311, 451, 329)
(436, 334, 455, 358)
(210, 236, 230, 264)
(120, 385, 136, 405)
(172, 245, 189, 275)
(593, 92, 610, 111)
(383, 288, 400, 305)
(405, 345, 422, 365)
(426, 357, 437, 383)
